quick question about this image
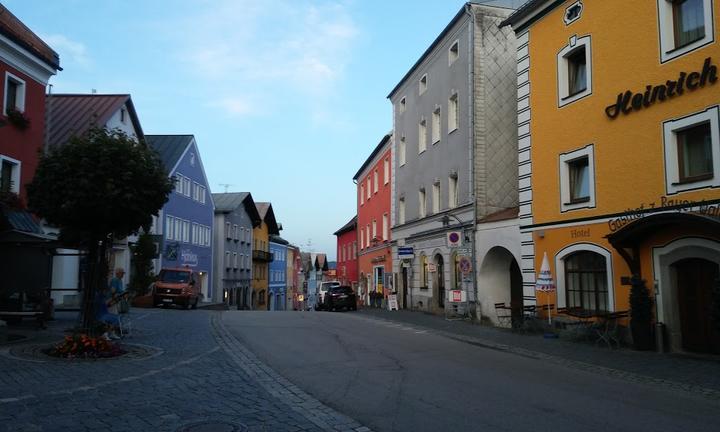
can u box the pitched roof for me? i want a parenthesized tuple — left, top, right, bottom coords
(145, 135, 194, 172)
(0, 5, 61, 70)
(46, 94, 143, 148)
(333, 215, 357, 236)
(499, 0, 560, 31)
(212, 192, 262, 226)
(353, 133, 392, 180)
(255, 202, 280, 235)
(269, 235, 289, 245)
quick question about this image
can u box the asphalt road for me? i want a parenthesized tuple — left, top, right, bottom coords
(223, 310, 720, 432)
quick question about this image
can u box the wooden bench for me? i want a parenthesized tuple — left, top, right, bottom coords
(0, 311, 46, 329)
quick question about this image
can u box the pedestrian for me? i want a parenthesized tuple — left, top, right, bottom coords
(95, 285, 121, 340)
(109, 268, 129, 314)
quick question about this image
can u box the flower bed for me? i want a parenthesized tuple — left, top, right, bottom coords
(43, 333, 126, 359)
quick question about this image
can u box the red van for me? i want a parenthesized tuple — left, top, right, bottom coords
(153, 268, 200, 309)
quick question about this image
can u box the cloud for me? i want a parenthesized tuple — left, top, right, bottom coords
(40, 34, 91, 68)
(163, 0, 358, 119)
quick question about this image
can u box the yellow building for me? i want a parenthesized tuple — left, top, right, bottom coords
(252, 202, 279, 310)
(502, 0, 719, 353)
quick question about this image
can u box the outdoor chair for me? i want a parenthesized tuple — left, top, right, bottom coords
(595, 310, 629, 349)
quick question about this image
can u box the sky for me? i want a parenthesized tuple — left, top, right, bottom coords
(6, 0, 524, 260)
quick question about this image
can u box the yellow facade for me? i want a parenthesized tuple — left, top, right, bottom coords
(252, 222, 270, 309)
(517, 1, 720, 353)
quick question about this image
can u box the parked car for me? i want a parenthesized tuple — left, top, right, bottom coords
(315, 281, 340, 310)
(153, 268, 200, 309)
(324, 286, 357, 311)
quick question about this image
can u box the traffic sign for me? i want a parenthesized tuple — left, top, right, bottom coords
(459, 256, 472, 275)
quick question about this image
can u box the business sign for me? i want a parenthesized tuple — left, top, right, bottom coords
(456, 247, 472, 255)
(298, 295, 304, 301)
(449, 290, 465, 303)
(398, 246, 414, 258)
(387, 294, 399, 311)
(447, 231, 462, 247)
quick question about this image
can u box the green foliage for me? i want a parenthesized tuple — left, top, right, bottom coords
(629, 275, 653, 324)
(27, 127, 174, 241)
(129, 231, 157, 296)
(6, 108, 29, 130)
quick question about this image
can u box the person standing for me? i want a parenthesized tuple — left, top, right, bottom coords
(109, 268, 126, 314)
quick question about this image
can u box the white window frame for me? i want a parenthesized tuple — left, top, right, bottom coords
(432, 107, 441, 144)
(384, 158, 389, 185)
(165, 216, 174, 240)
(399, 135, 407, 166)
(419, 119, 427, 154)
(192, 182, 200, 201)
(360, 227, 364, 249)
(554, 243, 615, 312)
(175, 175, 183, 193)
(432, 182, 440, 214)
(663, 106, 720, 195)
(3, 72, 26, 115)
(419, 73, 428, 95)
(448, 93, 459, 133)
(382, 213, 388, 240)
(559, 144, 596, 212)
(366, 178, 371, 199)
(192, 222, 198, 244)
(448, 39, 459, 65)
(183, 220, 190, 243)
(373, 170, 379, 193)
(0, 155, 21, 194)
(366, 224, 370, 247)
(199, 186, 206, 204)
(206, 226, 211, 247)
(183, 176, 192, 197)
(398, 197, 406, 225)
(360, 184, 365, 205)
(557, 35, 592, 107)
(372, 219, 377, 239)
(448, 175, 458, 209)
(657, 0, 715, 63)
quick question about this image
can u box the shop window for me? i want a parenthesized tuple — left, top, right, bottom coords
(564, 251, 609, 314)
(557, 35, 592, 107)
(658, 0, 714, 63)
(559, 144, 595, 212)
(663, 106, 720, 194)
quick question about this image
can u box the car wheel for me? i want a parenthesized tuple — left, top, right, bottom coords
(191, 297, 198, 310)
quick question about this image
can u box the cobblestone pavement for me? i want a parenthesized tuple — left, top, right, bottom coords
(0, 309, 370, 432)
(358, 308, 720, 400)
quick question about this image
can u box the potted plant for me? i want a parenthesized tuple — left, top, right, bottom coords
(5, 108, 30, 130)
(629, 275, 654, 350)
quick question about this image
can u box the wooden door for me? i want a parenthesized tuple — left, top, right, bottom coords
(674, 258, 720, 354)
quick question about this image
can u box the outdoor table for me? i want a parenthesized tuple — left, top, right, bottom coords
(594, 311, 629, 349)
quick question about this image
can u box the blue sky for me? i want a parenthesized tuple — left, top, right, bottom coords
(7, 0, 522, 259)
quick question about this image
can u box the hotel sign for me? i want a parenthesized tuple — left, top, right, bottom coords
(605, 57, 717, 119)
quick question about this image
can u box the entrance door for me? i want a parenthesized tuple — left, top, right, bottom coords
(674, 258, 720, 354)
(402, 266, 409, 309)
(436, 255, 445, 308)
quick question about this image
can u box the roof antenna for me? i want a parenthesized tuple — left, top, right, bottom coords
(218, 183, 233, 193)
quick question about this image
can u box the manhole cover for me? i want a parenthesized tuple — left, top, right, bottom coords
(177, 421, 247, 432)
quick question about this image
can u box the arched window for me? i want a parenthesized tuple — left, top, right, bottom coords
(420, 255, 428, 288)
(564, 251, 608, 313)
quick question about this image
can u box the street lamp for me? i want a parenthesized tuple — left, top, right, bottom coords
(441, 213, 474, 319)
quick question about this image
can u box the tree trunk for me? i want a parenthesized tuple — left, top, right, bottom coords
(81, 236, 109, 333)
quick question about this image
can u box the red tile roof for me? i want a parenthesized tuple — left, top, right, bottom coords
(0, 5, 61, 70)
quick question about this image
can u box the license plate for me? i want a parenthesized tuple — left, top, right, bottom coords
(162, 299, 172, 303)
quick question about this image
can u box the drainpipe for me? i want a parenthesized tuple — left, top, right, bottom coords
(465, 4, 479, 321)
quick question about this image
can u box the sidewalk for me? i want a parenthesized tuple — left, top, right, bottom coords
(358, 308, 720, 399)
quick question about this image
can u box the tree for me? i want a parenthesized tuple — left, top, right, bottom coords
(129, 231, 157, 296)
(629, 275, 654, 350)
(27, 128, 174, 330)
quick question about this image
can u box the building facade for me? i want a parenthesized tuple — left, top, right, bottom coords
(334, 216, 358, 288)
(354, 134, 393, 306)
(212, 192, 260, 308)
(286, 244, 301, 310)
(389, 3, 517, 315)
(147, 135, 215, 302)
(269, 235, 288, 311)
(502, 0, 720, 353)
(0, 5, 60, 202)
(252, 202, 279, 310)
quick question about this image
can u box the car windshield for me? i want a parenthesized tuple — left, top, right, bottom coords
(159, 270, 191, 283)
(321, 283, 340, 290)
(329, 287, 353, 294)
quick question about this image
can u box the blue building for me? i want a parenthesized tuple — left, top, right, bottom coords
(147, 135, 215, 302)
(269, 236, 288, 310)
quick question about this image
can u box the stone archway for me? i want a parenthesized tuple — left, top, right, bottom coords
(479, 246, 523, 326)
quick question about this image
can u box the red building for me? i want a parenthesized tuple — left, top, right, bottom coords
(334, 216, 358, 289)
(354, 133, 393, 306)
(0, 5, 60, 202)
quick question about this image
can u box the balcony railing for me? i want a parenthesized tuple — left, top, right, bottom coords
(252, 250, 274, 262)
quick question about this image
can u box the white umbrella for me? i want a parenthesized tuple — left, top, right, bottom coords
(535, 252, 556, 325)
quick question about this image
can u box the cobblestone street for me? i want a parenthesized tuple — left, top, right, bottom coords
(0, 310, 368, 432)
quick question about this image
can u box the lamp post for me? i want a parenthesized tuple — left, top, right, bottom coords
(441, 214, 474, 319)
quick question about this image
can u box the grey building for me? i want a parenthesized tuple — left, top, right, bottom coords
(212, 192, 261, 308)
(389, 2, 518, 316)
